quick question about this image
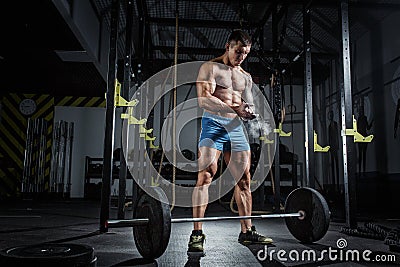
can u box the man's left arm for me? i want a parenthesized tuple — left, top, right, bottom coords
(242, 74, 255, 114)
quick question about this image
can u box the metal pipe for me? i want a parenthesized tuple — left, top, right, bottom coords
(303, 3, 315, 188)
(339, 0, 357, 229)
(107, 212, 302, 228)
(100, 0, 119, 233)
(118, 0, 134, 220)
(171, 213, 301, 223)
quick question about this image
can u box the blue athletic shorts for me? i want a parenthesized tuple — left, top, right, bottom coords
(198, 112, 250, 152)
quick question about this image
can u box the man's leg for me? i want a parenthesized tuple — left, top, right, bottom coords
(225, 150, 273, 244)
(224, 151, 252, 231)
(192, 146, 221, 229)
(188, 146, 220, 254)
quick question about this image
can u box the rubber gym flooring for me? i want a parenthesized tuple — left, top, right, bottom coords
(0, 195, 399, 267)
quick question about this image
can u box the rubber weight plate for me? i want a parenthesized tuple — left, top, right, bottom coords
(133, 186, 171, 259)
(0, 243, 95, 266)
(284, 187, 330, 243)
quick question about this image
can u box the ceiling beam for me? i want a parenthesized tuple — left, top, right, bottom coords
(148, 17, 243, 28)
(165, 0, 400, 9)
(175, 0, 330, 5)
(251, 1, 276, 45)
(154, 45, 224, 55)
(311, 9, 339, 41)
(153, 45, 337, 59)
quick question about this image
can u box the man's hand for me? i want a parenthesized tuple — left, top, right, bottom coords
(231, 103, 256, 120)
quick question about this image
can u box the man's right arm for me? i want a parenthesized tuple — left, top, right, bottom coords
(196, 62, 234, 113)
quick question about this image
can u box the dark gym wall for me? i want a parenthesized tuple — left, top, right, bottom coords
(0, 94, 105, 199)
(353, 10, 400, 174)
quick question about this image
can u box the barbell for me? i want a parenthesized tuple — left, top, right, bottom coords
(107, 186, 330, 260)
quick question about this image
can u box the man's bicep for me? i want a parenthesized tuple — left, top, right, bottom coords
(196, 63, 215, 97)
(196, 81, 213, 98)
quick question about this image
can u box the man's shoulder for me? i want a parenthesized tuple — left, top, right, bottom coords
(240, 68, 252, 78)
(200, 59, 221, 69)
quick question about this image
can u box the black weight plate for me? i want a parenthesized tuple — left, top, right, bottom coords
(133, 186, 171, 259)
(0, 243, 95, 266)
(284, 187, 330, 243)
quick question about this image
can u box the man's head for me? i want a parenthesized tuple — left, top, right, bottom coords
(225, 29, 252, 67)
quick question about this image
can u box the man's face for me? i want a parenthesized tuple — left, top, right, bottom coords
(226, 41, 251, 67)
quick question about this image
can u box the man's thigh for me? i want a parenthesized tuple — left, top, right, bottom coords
(224, 150, 251, 180)
(198, 146, 221, 172)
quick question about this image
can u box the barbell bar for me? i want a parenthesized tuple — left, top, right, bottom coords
(172, 212, 304, 223)
(106, 186, 330, 260)
(107, 212, 303, 227)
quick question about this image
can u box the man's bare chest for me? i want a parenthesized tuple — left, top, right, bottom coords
(214, 69, 248, 91)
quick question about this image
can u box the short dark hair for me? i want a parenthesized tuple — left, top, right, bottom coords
(227, 29, 252, 46)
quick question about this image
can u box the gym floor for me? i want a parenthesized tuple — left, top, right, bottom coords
(0, 196, 399, 267)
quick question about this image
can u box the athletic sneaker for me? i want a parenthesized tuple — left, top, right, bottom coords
(187, 232, 206, 256)
(238, 226, 273, 245)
